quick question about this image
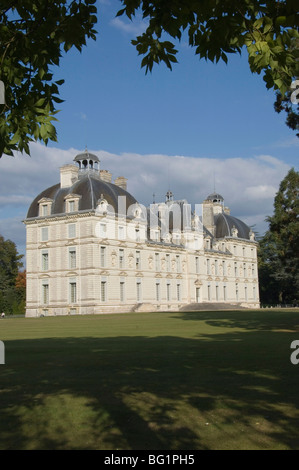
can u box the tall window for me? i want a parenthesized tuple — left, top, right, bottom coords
(69, 248, 76, 269)
(41, 226, 49, 242)
(119, 249, 124, 268)
(176, 283, 181, 302)
(100, 246, 106, 268)
(42, 282, 49, 305)
(207, 259, 210, 275)
(136, 251, 141, 269)
(135, 228, 140, 242)
(166, 254, 170, 272)
(68, 223, 76, 239)
(222, 260, 226, 276)
(101, 280, 107, 302)
(167, 282, 171, 302)
(223, 284, 227, 301)
(155, 253, 160, 271)
(156, 282, 160, 302)
(99, 223, 107, 238)
(195, 256, 200, 274)
(120, 281, 125, 302)
(69, 200, 75, 212)
(118, 226, 125, 240)
(41, 251, 49, 271)
(69, 280, 77, 303)
(136, 279, 142, 302)
(42, 204, 49, 216)
(208, 284, 211, 301)
(176, 255, 181, 273)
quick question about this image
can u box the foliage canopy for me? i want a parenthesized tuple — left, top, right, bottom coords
(0, 0, 97, 157)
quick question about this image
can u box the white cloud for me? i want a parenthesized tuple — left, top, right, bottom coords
(110, 16, 147, 36)
(0, 143, 291, 256)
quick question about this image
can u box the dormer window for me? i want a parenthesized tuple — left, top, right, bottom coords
(38, 198, 53, 217)
(64, 193, 81, 213)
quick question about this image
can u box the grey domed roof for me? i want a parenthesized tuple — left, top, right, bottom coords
(74, 151, 100, 163)
(206, 192, 224, 203)
(214, 212, 251, 240)
(26, 175, 138, 219)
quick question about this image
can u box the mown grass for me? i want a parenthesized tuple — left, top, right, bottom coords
(0, 309, 299, 450)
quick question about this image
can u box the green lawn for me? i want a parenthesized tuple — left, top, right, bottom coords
(0, 309, 299, 450)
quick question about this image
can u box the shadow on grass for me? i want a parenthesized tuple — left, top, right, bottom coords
(1, 311, 299, 450)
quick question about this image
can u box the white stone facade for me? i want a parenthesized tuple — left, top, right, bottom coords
(24, 152, 260, 317)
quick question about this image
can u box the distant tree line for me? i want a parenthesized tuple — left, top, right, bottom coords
(258, 167, 299, 306)
(0, 235, 25, 315)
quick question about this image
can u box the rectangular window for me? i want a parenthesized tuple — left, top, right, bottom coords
(119, 249, 124, 268)
(155, 253, 160, 271)
(195, 256, 200, 274)
(216, 284, 219, 301)
(68, 223, 76, 239)
(176, 255, 181, 273)
(135, 228, 140, 242)
(69, 281, 77, 304)
(207, 259, 210, 275)
(234, 262, 238, 276)
(176, 283, 181, 302)
(223, 285, 227, 301)
(69, 248, 76, 269)
(42, 205, 48, 216)
(41, 251, 49, 271)
(222, 260, 226, 276)
(208, 284, 211, 301)
(100, 246, 106, 268)
(41, 226, 49, 242)
(120, 281, 125, 302)
(243, 263, 246, 277)
(101, 281, 107, 302)
(167, 283, 171, 302)
(156, 282, 160, 302)
(215, 260, 218, 275)
(136, 279, 142, 302)
(69, 200, 75, 212)
(42, 283, 49, 305)
(118, 226, 125, 240)
(100, 223, 107, 238)
(166, 254, 170, 272)
(136, 250, 141, 269)
(236, 284, 239, 301)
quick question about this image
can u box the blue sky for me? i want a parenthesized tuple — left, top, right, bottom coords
(0, 0, 298, 259)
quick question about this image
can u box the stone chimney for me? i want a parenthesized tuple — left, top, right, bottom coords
(100, 170, 112, 183)
(202, 200, 215, 236)
(60, 164, 78, 188)
(114, 176, 127, 191)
